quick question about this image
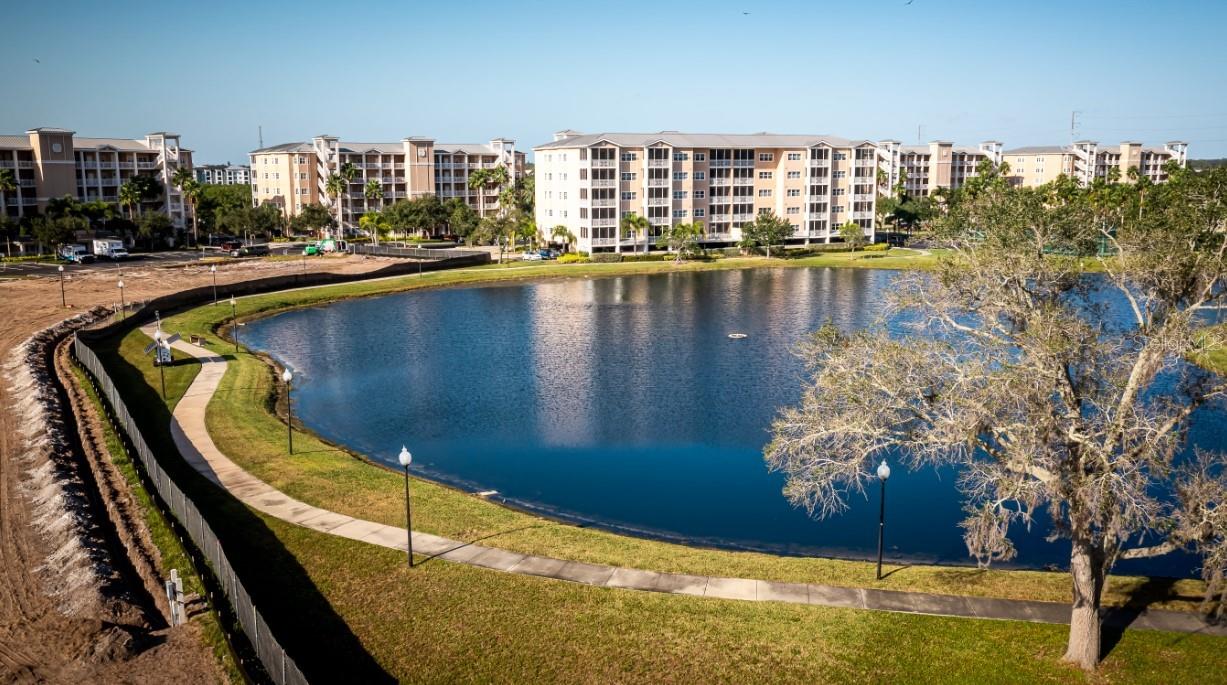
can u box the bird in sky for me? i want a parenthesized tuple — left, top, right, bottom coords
(33, 58, 40, 63)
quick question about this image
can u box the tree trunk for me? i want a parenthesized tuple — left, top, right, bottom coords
(1063, 540, 1105, 670)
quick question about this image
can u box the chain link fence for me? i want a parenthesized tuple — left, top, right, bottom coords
(74, 336, 309, 685)
(350, 243, 488, 260)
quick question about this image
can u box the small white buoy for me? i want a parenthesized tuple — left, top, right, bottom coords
(476, 490, 499, 497)
(727, 333, 748, 340)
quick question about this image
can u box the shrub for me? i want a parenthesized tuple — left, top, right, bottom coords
(591, 253, 623, 263)
(863, 242, 889, 252)
(558, 253, 589, 264)
(621, 253, 669, 262)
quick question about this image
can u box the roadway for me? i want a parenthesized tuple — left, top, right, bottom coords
(1, 244, 309, 278)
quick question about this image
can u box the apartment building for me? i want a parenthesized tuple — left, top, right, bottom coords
(1002, 141, 1187, 189)
(195, 163, 250, 185)
(534, 130, 879, 254)
(249, 135, 526, 231)
(0, 127, 192, 227)
(877, 140, 1003, 196)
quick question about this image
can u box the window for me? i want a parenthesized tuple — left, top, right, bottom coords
(834, 170, 846, 178)
(833, 188, 846, 196)
(673, 190, 688, 199)
(621, 172, 636, 181)
(695, 153, 706, 162)
(673, 172, 688, 180)
(833, 152, 847, 161)
(758, 171, 773, 179)
(758, 207, 771, 215)
(621, 152, 637, 161)
(673, 209, 687, 218)
(693, 190, 706, 199)
(833, 205, 844, 213)
(786, 189, 800, 197)
(560, 191, 567, 200)
(694, 208, 705, 217)
(673, 152, 689, 161)
(562, 210, 567, 218)
(787, 170, 801, 179)
(787, 152, 801, 161)
(621, 191, 637, 200)
(694, 171, 706, 180)
(758, 153, 774, 162)
(758, 189, 772, 197)
(786, 207, 800, 215)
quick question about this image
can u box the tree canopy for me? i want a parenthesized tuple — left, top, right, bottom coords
(740, 211, 792, 257)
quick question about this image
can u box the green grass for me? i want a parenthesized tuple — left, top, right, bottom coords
(267, 513, 1226, 683)
(142, 259, 1210, 613)
(68, 362, 241, 683)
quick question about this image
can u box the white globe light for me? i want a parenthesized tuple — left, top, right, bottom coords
(117, 280, 124, 289)
(281, 368, 292, 383)
(58, 265, 64, 272)
(398, 446, 412, 467)
(210, 264, 216, 272)
(877, 460, 891, 481)
(153, 329, 163, 341)
(229, 295, 236, 306)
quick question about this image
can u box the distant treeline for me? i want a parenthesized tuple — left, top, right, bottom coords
(1189, 158, 1227, 170)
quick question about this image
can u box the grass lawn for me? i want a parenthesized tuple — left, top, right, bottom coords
(137, 257, 1211, 613)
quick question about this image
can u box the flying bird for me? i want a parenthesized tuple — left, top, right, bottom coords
(33, 58, 40, 63)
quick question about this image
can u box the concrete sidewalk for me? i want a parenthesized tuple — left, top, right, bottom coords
(145, 324, 1226, 637)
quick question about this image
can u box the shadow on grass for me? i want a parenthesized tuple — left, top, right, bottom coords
(418, 524, 549, 566)
(96, 332, 395, 684)
(879, 564, 913, 580)
(1100, 576, 1208, 660)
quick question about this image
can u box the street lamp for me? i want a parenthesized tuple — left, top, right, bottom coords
(282, 368, 294, 454)
(876, 460, 891, 580)
(210, 264, 218, 304)
(117, 279, 126, 320)
(153, 330, 168, 399)
(229, 295, 238, 352)
(398, 445, 414, 567)
(57, 265, 66, 308)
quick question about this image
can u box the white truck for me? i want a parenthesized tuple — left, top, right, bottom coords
(58, 244, 96, 263)
(92, 238, 129, 260)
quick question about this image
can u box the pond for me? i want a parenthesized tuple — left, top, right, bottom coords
(243, 268, 1215, 577)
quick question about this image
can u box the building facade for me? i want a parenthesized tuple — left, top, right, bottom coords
(876, 140, 1004, 196)
(195, 163, 250, 185)
(534, 131, 880, 254)
(249, 135, 526, 230)
(0, 128, 193, 227)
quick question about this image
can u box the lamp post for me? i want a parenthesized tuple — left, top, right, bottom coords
(57, 265, 66, 308)
(117, 279, 126, 320)
(282, 368, 294, 454)
(398, 445, 414, 567)
(229, 295, 238, 352)
(210, 264, 218, 304)
(876, 460, 891, 580)
(153, 330, 168, 399)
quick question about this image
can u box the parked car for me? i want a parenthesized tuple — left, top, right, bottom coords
(230, 243, 270, 257)
(219, 240, 244, 252)
(521, 251, 544, 261)
(303, 243, 322, 256)
(538, 249, 559, 260)
(59, 244, 96, 263)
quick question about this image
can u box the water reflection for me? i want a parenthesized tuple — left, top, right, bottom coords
(244, 268, 1208, 576)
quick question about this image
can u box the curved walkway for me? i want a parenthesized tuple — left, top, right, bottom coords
(148, 325, 1224, 637)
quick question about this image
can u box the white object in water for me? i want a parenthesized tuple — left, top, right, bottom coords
(727, 333, 748, 340)
(476, 490, 499, 497)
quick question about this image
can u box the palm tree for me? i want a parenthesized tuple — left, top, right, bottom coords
(551, 224, 575, 253)
(118, 181, 141, 221)
(363, 179, 384, 245)
(620, 212, 649, 254)
(324, 173, 347, 240)
(0, 169, 14, 258)
(469, 165, 511, 217)
(178, 178, 202, 247)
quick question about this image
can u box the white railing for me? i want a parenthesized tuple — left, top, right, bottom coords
(647, 179, 669, 187)
(592, 218, 617, 227)
(592, 198, 615, 207)
(647, 159, 670, 168)
(808, 159, 831, 167)
(591, 159, 615, 168)
(591, 237, 616, 246)
(710, 160, 731, 168)
(591, 179, 616, 188)
(709, 178, 731, 186)
(733, 160, 755, 167)
(647, 197, 669, 206)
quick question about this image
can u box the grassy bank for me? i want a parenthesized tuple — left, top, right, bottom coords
(139, 258, 1211, 612)
(68, 363, 240, 683)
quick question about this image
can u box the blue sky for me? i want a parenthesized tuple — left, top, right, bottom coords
(2, 0, 1225, 162)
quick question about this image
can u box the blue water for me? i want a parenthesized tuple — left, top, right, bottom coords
(243, 268, 1217, 576)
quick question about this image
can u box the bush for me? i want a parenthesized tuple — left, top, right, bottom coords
(591, 253, 623, 263)
(621, 253, 670, 262)
(863, 242, 889, 252)
(558, 253, 589, 264)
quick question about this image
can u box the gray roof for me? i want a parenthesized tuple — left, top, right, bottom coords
(535, 131, 869, 150)
(899, 144, 985, 156)
(251, 142, 314, 153)
(251, 140, 518, 156)
(1004, 146, 1068, 155)
(0, 134, 182, 152)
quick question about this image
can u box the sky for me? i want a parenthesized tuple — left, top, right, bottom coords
(2, 0, 1225, 163)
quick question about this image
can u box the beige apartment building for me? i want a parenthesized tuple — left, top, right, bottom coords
(249, 135, 526, 232)
(534, 130, 880, 254)
(876, 140, 1003, 196)
(0, 127, 193, 226)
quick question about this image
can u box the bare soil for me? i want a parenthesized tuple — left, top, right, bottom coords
(0, 254, 388, 683)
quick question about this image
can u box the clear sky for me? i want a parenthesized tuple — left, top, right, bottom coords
(2, 0, 1225, 163)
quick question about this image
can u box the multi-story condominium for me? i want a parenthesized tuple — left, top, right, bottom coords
(877, 140, 1004, 196)
(0, 127, 193, 226)
(535, 130, 880, 254)
(195, 163, 251, 185)
(249, 135, 526, 230)
(1002, 141, 1187, 189)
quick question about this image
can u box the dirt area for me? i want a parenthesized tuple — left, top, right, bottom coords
(0, 255, 389, 683)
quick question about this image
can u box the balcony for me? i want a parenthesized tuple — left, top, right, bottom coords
(853, 194, 874, 202)
(709, 178, 731, 186)
(592, 218, 617, 228)
(591, 159, 615, 168)
(733, 159, 754, 168)
(853, 211, 873, 220)
(592, 198, 615, 207)
(733, 177, 754, 185)
(808, 159, 831, 167)
(710, 159, 731, 168)
(591, 179, 616, 188)
(647, 159, 670, 168)
(18, 179, 35, 187)
(137, 161, 159, 170)
(647, 178, 669, 187)
(733, 213, 754, 221)
(647, 197, 670, 206)
(592, 237, 616, 246)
